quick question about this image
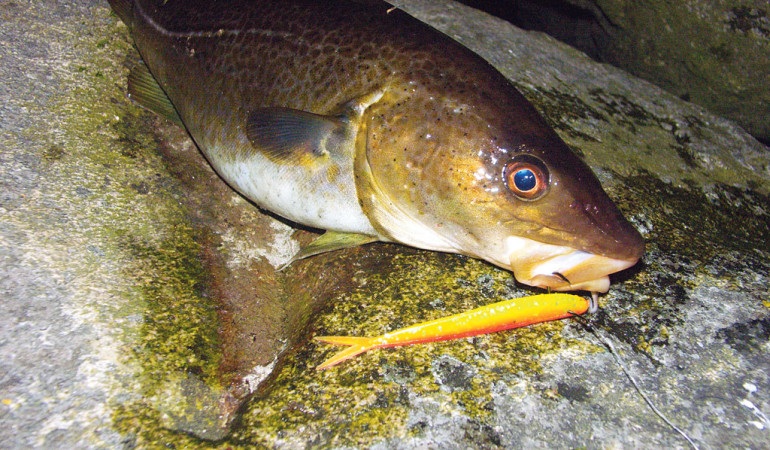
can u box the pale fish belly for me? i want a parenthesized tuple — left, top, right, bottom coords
(201, 136, 377, 235)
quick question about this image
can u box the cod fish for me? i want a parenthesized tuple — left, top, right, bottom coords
(108, 0, 643, 298)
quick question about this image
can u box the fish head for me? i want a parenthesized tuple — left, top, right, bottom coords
(356, 82, 644, 294)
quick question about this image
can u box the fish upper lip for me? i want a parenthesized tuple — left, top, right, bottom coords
(513, 213, 645, 264)
(577, 201, 646, 262)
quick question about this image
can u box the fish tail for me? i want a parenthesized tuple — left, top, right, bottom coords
(314, 336, 378, 370)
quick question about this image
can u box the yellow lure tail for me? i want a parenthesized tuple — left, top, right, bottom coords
(315, 293, 593, 370)
(314, 337, 381, 370)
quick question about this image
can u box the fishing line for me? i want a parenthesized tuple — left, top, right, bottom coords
(569, 313, 699, 450)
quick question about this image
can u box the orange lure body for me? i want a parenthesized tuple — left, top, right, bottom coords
(315, 293, 591, 370)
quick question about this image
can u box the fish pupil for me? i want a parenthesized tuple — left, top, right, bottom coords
(514, 169, 537, 192)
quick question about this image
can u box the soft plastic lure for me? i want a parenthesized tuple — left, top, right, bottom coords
(315, 293, 594, 370)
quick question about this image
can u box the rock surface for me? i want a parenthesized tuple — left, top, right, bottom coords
(1, 0, 768, 448)
(466, 0, 770, 143)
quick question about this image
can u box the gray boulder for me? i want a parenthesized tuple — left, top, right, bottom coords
(473, 0, 770, 143)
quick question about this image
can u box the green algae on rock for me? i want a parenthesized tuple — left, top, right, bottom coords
(0, 1, 237, 445)
(230, 248, 594, 446)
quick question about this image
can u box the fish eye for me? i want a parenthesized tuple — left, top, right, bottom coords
(503, 155, 549, 200)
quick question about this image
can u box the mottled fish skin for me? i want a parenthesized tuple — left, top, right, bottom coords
(111, 0, 644, 293)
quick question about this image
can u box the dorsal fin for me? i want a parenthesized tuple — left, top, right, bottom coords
(127, 61, 184, 126)
(246, 108, 344, 165)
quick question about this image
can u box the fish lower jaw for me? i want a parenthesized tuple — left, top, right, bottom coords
(525, 274, 610, 293)
(505, 236, 639, 294)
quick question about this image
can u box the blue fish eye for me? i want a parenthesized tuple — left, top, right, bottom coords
(513, 169, 536, 192)
(504, 155, 550, 200)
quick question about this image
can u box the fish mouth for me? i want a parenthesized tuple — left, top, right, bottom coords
(504, 236, 641, 294)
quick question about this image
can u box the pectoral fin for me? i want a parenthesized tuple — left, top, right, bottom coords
(279, 231, 377, 270)
(246, 108, 346, 165)
(127, 61, 183, 126)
